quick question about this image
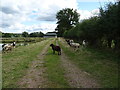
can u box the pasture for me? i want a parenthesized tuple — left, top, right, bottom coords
(1, 38, 119, 88)
(1, 37, 45, 43)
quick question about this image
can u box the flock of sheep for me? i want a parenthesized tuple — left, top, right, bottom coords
(49, 39, 86, 56)
(2, 39, 86, 54)
(66, 39, 86, 49)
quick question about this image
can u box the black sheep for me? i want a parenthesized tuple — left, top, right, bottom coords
(50, 44, 61, 55)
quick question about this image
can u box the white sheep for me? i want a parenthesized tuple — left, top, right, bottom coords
(70, 40, 74, 43)
(82, 40, 86, 46)
(70, 42, 80, 48)
(2, 44, 13, 52)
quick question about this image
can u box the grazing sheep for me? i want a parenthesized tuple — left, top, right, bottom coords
(65, 39, 69, 43)
(2, 44, 6, 50)
(12, 41, 16, 48)
(70, 40, 74, 43)
(4, 45, 13, 51)
(65, 39, 80, 49)
(2, 43, 14, 52)
(66, 39, 74, 46)
(70, 42, 80, 48)
(2, 44, 8, 51)
(50, 44, 61, 55)
(82, 40, 86, 47)
(66, 39, 70, 46)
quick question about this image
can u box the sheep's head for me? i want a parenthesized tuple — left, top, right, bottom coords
(50, 44, 54, 47)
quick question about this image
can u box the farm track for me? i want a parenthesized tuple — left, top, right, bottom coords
(59, 38, 101, 88)
(18, 40, 52, 88)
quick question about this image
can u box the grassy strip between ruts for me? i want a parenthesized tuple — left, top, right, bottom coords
(44, 39, 70, 88)
(2, 39, 51, 88)
(58, 38, 119, 88)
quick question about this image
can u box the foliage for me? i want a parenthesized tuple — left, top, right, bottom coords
(0, 31, 2, 37)
(56, 8, 80, 36)
(22, 31, 29, 37)
(2, 31, 44, 38)
(2, 33, 22, 38)
(29, 32, 44, 37)
(99, 2, 120, 49)
(63, 2, 119, 49)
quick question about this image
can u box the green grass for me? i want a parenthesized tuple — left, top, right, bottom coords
(0, 53, 2, 89)
(59, 38, 119, 88)
(1, 37, 45, 43)
(44, 41, 70, 88)
(2, 39, 50, 88)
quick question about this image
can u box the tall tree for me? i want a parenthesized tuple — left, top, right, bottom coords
(99, 2, 120, 49)
(56, 8, 80, 36)
(22, 31, 29, 37)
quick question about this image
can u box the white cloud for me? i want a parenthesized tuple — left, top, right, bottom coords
(78, 9, 100, 21)
(1, 0, 78, 33)
(25, 23, 57, 34)
(2, 22, 57, 34)
(91, 9, 100, 16)
(1, 0, 102, 33)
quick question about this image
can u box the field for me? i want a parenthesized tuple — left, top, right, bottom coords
(1, 38, 119, 88)
(1, 37, 45, 43)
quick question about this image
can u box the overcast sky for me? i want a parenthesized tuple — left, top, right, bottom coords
(0, 0, 116, 34)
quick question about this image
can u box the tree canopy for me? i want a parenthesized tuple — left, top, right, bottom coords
(22, 31, 29, 37)
(56, 8, 80, 36)
(63, 2, 120, 50)
(29, 32, 44, 37)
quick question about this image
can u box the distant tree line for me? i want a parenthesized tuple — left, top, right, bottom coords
(22, 31, 44, 37)
(1, 31, 44, 38)
(57, 2, 119, 50)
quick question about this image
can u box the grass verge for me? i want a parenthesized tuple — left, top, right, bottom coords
(2, 39, 50, 88)
(58, 38, 119, 88)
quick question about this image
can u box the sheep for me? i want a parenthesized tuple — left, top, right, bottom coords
(4, 45, 13, 51)
(2, 44, 8, 51)
(2, 43, 14, 52)
(65, 39, 80, 49)
(70, 40, 74, 43)
(2, 44, 6, 51)
(50, 44, 61, 55)
(66, 39, 70, 46)
(66, 39, 74, 46)
(70, 42, 80, 48)
(82, 40, 88, 47)
(82, 40, 85, 45)
(12, 41, 16, 48)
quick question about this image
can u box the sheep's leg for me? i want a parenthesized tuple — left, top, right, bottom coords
(59, 51, 61, 55)
(53, 50, 55, 54)
(57, 51, 60, 55)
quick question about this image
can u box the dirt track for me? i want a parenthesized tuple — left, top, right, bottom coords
(59, 38, 100, 88)
(18, 40, 51, 88)
(60, 51, 100, 88)
(18, 38, 100, 88)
